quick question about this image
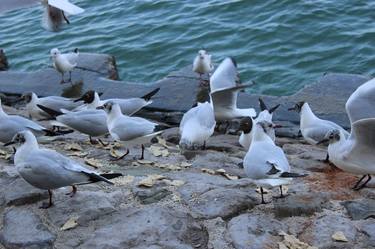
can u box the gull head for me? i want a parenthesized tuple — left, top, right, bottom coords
(4, 131, 34, 147)
(317, 129, 341, 145)
(237, 117, 253, 134)
(97, 101, 114, 113)
(75, 90, 96, 103)
(50, 48, 61, 59)
(21, 92, 35, 104)
(257, 121, 277, 134)
(198, 50, 207, 60)
(288, 101, 305, 113)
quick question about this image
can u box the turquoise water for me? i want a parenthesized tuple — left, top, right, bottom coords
(1, 0, 375, 95)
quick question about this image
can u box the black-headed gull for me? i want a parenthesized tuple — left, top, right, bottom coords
(50, 48, 79, 83)
(4, 131, 120, 208)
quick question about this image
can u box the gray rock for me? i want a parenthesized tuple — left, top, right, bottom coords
(228, 213, 284, 249)
(180, 186, 258, 219)
(0, 0, 38, 13)
(273, 193, 327, 217)
(342, 199, 375, 220)
(80, 206, 208, 249)
(133, 185, 172, 204)
(302, 214, 357, 249)
(4, 178, 48, 206)
(0, 208, 56, 249)
(358, 219, 375, 247)
(204, 217, 233, 249)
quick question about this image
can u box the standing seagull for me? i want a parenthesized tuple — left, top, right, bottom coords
(74, 88, 160, 115)
(22, 92, 83, 120)
(288, 101, 349, 145)
(4, 131, 120, 208)
(238, 98, 280, 150)
(51, 48, 79, 83)
(193, 50, 213, 84)
(210, 57, 256, 122)
(99, 102, 164, 160)
(41, 0, 84, 32)
(244, 121, 306, 204)
(179, 102, 216, 150)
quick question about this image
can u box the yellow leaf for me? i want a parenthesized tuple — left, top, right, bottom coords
(201, 168, 215, 175)
(279, 231, 318, 249)
(111, 175, 135, 186)
(332, 231, 348, 242)
(61, 217, 78, 231)
(84, 158, 103, 168)
(66, 151, 88, 158)
(64, 143, 83, 151)
(137, 159, 153, 165)
(138, 174, 166, 187)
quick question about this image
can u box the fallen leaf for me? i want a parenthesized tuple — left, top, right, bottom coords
(332, 231, 348, 242)
(223, 173, 239, 180)
(64, 143, 83, 151)
(180, 162, 192, 168)
(61, 217, 78, 231)
(109, 149, 122, 158)
(111, 175, 135, 186)
(137, 159, 154, 165)
(156, 136, 175, 149)
(256, 187, 269, 194)
(66, 151, 88, 158)
(216, 168, 226, 174)
(279, 231, 318, 249)
(138, 174, 166, 187)
(84, 158, 103, 168)
(0, 149, 12, 160)
(148, 145, 169, 157)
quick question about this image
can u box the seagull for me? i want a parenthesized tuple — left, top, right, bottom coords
(73, 88, 160, 114)
(243, 121, 307, 204)
(41, 0, 84, 32)
(193, 50, 213, 84)
(50, 48, 79, 83)
(21, 92, 83, 120)
(37, 104, 108, 145)
(4, 131, 121, 208)
(238, 98, 280, 150)
(179, 101, 216, 150)
(99, 102, 165, 160)
(209, 57, 256, 122)
(288, 101, 349, 145)
(0, 98, 60, 144)
(318, 119, 375, 191)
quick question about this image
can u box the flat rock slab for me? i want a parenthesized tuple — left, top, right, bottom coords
(0, 208, 56, 249)
(80, 206, 208, 249)
(4, 177, 48, 206)
(342, 199, 375, 220)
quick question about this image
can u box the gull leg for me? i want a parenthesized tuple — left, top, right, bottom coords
(89, 136, 98, 145)
(60, 73, 65, 84)
(275, 185, 288, 199)
(65, 185, 77, 197)
(98, 139, 109, 147)
(69, 71, 72, 82)
(111, 148, 130, 161)
(202, 141, 206, 150)
(260, 187, 267, 204)
(324, 153, 329, 163)
(40, 190, 53, 209)
(354, 175, 371, 191)
(352, 175, 367, 190)
(139, 144, 145, 160)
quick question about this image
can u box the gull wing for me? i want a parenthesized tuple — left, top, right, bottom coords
(180, 102, 215, 132)
(351, 118, 375, 150)
(210, 83, 253, 112)
(346, 78, 375, 124)
(48, 0, 84, 15)
(210, 57, 237, 93)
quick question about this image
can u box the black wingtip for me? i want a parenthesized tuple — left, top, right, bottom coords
(37, 104, 63, 119)
(269, 104, 281, 114)
(100, 173, 123, 179)
(280, 172, 308, 178)
(84, 172, 115, 185)
(259, 98, 268, 111)
(266, 164, 280, 175)
(141, 87, 160, 101)
(43, 129, 73, 137)
(229, 57, 237, 67)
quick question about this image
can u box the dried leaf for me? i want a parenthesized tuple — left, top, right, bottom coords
(64, 143, 83, 151)
(137, 159, 153, 165)
(332, 231, 348, 242)
(111, 175, 135, 186)
(66, 151, 88, 158)
(0, 149, 12, 160)
(61, 217, 78, 231)
(216, 168, 226, 174)
(201, 168, 215, 175)
(138, 174, 166, 187)
(180, 162, 192, 168)
(84, 158, 103, 168)
(279, 231, 318, 249)
(110, 149, 122, 158)
(223, 173, 239, 180)
(256, 187, 269, 194)
(156, 136, 175, 149)
(148, 145, 169, 157)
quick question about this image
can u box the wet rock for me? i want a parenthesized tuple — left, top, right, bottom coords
(301, 214, 357, 249)
(228, 213, 284, 249)
(273, 193, 327, 217)
(4, 178, 49, 206)
(0, 49, 8, 71)
(0, 208, 56, 249)
(180, 186, 258, 219)
(80, 206, 208, 249)
(342, 199, 375, 220)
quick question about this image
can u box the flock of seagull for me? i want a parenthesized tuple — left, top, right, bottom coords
(1, 0, 374, 208)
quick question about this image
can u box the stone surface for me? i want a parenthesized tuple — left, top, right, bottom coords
(358, 219, 375, 247)
(79, 206, 208, 249)
(0, 208, 56, 249)
(342, 199, 375, 220)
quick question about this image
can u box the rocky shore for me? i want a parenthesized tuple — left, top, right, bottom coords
(0, 51, 374, 249)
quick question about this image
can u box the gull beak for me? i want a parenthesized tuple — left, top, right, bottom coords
(316, 138, 329, 145)
(98, 92, 104, 97)
(288, 107, 296, 111)
(3, 141, 15, 147)
(96, 106, 104, 110)
(73, 96, 84, 103)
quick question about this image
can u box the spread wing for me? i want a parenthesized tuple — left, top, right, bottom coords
(210, 83, 253, 111)
(346, 78, 375, 124)
(48, 0, 84, 15)
(210, 57, 237, 92)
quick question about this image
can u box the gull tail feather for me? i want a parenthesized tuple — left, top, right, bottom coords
(82, 172, 118, 185)
(280, 172, 308, 178)
(37, 104, 63, 119)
